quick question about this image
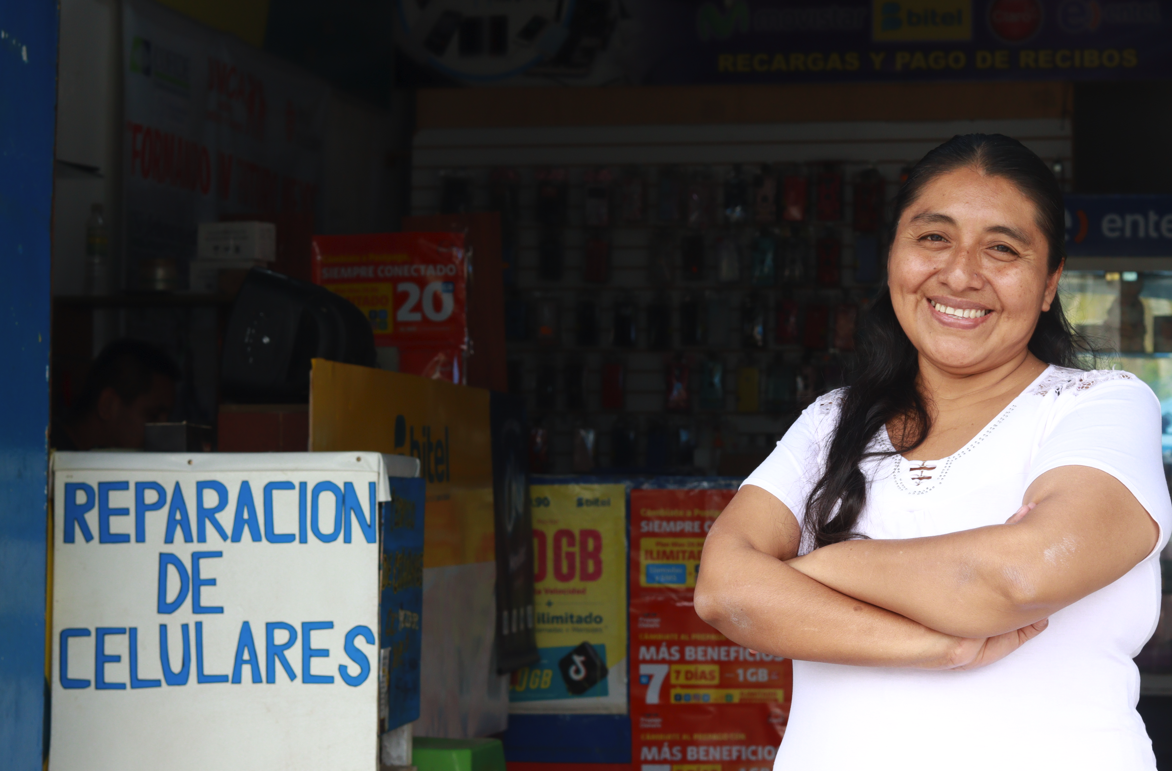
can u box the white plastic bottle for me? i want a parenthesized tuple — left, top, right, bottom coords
(84, 203, 111, 295)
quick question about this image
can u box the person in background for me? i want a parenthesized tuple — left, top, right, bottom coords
(53, 339, 179, 450)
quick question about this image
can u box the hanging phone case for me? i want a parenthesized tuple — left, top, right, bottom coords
(621, 171, 646, 224)
(741, 294, 766, 349)
(816, 237, 841, 287)
(584, 167, 613, 228)
(538, 231, 564, 281)
(737, 363, 760, 413)
(815, 171, 842, 221)
(782, 175, 808, 222)
(601, 360, 625, 411)
(610, 420, 637, 469)
(576, 300, 599, 346)
(699, 358, 724, 411)
(613, 300, 637, 347)
(529, 425, 550, 473)
(776, 298, 800, 345)
(535, 167, 569, 227)
(534, 297, 560, 345)
(750, 231, 777, 287)
(658, 168, 681, 223)
(647, 297, 671, 349)
(755, 172, 778, 224)
(584, 234, 611, 284)
(804, 304, 829, 350)
(564, 360, 586, 411)
(853, 170, 885, 233)
(679, 294, 705, 346)
(855, 235, 880, 283)
(681, 233, 705, 281)
(724, 167, 750, 224)
(536, 364, 557, 410)
(665, 358, 691, 412)
(717, 233, 740, 283)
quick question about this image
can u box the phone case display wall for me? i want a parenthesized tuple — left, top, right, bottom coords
(630, 484, 790, 771)
(432, 164, 889, 474)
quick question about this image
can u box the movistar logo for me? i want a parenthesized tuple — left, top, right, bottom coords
(697, 0, 750, 41)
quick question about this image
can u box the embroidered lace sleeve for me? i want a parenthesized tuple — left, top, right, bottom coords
(1027, 370, 1172, 559)
(740, 389, 844, 528)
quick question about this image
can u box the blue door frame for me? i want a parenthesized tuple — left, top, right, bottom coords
(0, 2, 58, 768)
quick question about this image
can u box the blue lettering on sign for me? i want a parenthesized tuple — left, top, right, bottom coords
(160, 623, 191, 685)
(231, 481, 261, 542)
(95, 627, 127, 690)
(264, 481, 296, 543)
(191, 551, 223, 614)
(312, 482, 343, 543)
(98, 481, 130, 543)
(60, 628, 91, 688)
(165, 482, 193, 544)
(266, 622, 298, 683)
(339, 625, 374, 686)
(646, 564, 687, 585)
(129, 627, 161, 688)
(64, 483, 95, 543)
(135, 481, 165, 543)
(196, 481, 230, 542)
(157, 553, 190, 614)
(195, 621, 229, 683)
(232, 622, 262, 684)
(302, 621, 335, 684)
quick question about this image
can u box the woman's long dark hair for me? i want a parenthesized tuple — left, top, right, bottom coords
(803, 133, 1086, 550)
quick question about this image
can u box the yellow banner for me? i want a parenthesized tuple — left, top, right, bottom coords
(309, 359, 494, 568)
(872, 0, 971, 42)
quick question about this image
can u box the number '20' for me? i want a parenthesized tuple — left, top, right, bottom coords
(396, 281, 454, 322)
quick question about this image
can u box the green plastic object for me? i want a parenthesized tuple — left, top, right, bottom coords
(412, 737, 506, 771)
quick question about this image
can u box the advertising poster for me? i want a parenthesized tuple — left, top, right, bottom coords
(381, 476, 426, 733)
(312, 233, 468, 383)
(491, 393, 540, 673)
(510, 482, 628, 714)
(630, 487, 791, 771)
(49, 451, 414, 771)
(309, 361, 506, 738)
(123, 0, 327, 285)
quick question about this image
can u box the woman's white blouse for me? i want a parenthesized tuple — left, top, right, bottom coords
(742, 365, 1172, 770)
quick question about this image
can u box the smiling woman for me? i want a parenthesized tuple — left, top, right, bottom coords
(694, 134, 1171, 770)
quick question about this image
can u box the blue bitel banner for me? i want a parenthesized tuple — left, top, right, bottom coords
(393, 0, 1172, 86)
(381, 476, 426, 732)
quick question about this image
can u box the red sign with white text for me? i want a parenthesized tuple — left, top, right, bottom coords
(312, 232, 467, 382)
(630, 488, 791, 771)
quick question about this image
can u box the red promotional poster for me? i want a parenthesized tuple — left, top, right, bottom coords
(312, 233, 467, 382)
(630, 488, 791, 771)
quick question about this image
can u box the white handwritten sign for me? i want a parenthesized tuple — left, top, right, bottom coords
(49, 452, 416, 771)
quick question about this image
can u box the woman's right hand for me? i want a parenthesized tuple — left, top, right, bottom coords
(941, 618, 1049, 671)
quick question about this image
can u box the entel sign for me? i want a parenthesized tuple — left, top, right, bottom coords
(1065, 194, 1172, 257)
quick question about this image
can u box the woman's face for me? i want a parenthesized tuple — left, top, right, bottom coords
(887, 166, 1061, 376)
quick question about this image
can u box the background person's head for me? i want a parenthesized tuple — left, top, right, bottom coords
(63, 339, 180, 450)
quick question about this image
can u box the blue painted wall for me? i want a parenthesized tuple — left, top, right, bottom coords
(0, 2, 58, 768)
